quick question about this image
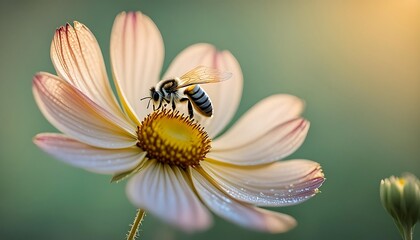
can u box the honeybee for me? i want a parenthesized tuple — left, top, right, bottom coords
(142, 66, 232, 119)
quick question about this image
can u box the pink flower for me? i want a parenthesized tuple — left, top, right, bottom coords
(33, 11, 324, 233)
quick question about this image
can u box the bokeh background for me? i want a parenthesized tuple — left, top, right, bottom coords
(1, 0, 419, 239)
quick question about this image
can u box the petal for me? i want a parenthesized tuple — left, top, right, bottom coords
(209, 118, 309, 165)
(34, 133, 146, 174)
(51, 21, 123, 117)
(33, 73, 137, 148)
(200, 160, 324, 206)
(111, 11, 164, 123)
(163, 43, 243, 138)
(212, 94, 304, 150)
(126, 161, 212, 232)
(191, 167, 297, 233)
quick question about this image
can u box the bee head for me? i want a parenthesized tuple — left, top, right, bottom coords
(150, 87, 161, 102)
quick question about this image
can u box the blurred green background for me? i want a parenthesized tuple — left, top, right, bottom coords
(1, 0, 419, 239)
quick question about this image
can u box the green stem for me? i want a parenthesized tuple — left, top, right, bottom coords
(126, 209, 146, 240)
(395, 220, 414, 240)
(401, 225, 413, 240)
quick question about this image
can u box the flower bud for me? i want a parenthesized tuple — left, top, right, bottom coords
(380, 173, 420, 240)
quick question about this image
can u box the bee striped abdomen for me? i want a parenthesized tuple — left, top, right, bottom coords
(185, 85, 213, 117)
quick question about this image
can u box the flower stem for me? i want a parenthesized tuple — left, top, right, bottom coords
(126, 209, 146, 240)
(401, 225, 413, 240)
(395, 220, 414, 240)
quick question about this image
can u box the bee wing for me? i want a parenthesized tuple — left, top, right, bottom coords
(176, 66, 232, 89)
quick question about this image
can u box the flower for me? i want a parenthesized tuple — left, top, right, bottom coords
(33, 11, 325, 233)
(380, 173, 420, 240)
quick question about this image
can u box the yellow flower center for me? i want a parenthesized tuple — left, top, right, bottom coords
(137, 110, 211, 168)
(398, 178, 406, 186)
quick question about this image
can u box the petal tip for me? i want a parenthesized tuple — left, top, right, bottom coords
(33, 133, 56, 146)
(32, 72, 49, 89)
(32, 74, 41, 84)
(73, 21, 84, 30)
(32, 134, 42, 145)
(32, 72, 58, 86)
(267, 215, 297, 233)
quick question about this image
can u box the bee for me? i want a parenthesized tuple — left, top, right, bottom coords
(142, 66, 232, 119)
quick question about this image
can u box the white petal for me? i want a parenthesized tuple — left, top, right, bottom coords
(34, 133, 146, 174)
(191, 167, 297, 233)
(33, 73, 137, 149)
(163, 43, 243, 138)
(51, 21, 123, 117)
(212, 94, 304, 150)
(209, 118, 309, 165)
(126, 161, 212, 232)
(200, 160, 324, 206)
(111, 11, 164, 123)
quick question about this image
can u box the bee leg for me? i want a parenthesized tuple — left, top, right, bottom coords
(172, 99, 176, 111)
(161, 98, 170, 109)
(181, 98, 194, 119)
(188, 102, 194, 119)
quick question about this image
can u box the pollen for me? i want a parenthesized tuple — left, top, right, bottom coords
(137, 109, 211, 168)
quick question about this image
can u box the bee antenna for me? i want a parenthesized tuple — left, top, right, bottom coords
(140, 96, 153, 109)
